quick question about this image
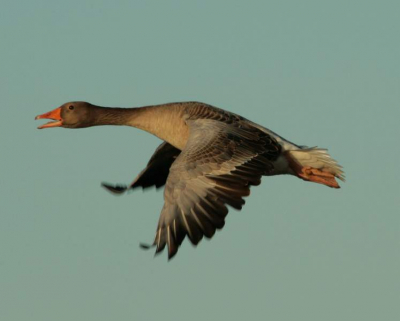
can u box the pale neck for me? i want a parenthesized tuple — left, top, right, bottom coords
(90, 102, 189, 150)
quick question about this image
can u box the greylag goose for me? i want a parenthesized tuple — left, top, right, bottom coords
(36, 101, 344, 259)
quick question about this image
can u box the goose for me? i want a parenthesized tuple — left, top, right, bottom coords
(35, 101, 344, 259)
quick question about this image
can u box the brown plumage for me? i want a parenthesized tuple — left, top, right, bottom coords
(36, 101, 344, 259)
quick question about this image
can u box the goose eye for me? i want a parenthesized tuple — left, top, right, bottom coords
(68, 105, 74, 110)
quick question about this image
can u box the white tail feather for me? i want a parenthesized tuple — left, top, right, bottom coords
(289, 147, 345, 181)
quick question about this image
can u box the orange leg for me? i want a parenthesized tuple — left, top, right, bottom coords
(297, 166, 340, 189)
(284, 152, 340, 189)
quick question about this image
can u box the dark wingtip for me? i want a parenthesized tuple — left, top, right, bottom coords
(139, 243, 153, 250)
(168, 250, 177, 261)
(101, 182, 128, 195)
(140, 242, 177, 261)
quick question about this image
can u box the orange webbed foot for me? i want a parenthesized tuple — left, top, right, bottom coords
(298, 166, 340, 188)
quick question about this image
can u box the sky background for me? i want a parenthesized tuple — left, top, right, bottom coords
(1, 1, 399, 320)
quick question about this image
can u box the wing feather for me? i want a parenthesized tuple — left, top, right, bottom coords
(153, 118, 281, 259)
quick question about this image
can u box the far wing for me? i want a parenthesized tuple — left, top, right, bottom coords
(102, 142, 181, 194)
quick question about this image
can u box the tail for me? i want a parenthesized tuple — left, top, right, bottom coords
(287, 147, 345, 188)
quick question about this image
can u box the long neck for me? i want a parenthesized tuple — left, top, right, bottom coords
(91, 106, 143, 126)
(91, 103, 189, 150)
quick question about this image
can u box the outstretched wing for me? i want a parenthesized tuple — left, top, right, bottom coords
(102, 142, 181, 194)
(153, 118, 281, 259)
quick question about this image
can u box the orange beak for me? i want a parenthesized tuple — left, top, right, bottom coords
(35, 107, 63, 129)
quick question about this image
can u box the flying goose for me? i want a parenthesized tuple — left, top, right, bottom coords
(35, 101, 344, 259)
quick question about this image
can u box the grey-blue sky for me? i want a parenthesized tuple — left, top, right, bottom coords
(1, 1, 399, 320)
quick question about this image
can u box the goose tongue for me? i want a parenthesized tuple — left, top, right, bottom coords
(35, 107, 62, 129)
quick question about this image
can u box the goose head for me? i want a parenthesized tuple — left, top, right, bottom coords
(35, 101, 95, 129)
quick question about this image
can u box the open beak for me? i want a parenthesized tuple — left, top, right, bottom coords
(35, 107, 63, 129)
